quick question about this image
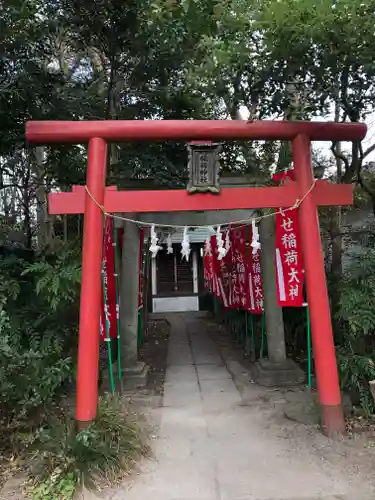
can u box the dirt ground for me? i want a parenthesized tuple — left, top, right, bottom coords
(204, 317, 375, 490)
(0, 319, 170, 500)
(3, 316, 375, 498)
(111, 315, 375, 497)
(102, 313, 375, 500)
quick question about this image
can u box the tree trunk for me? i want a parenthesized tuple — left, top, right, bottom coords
(328, 207, 342, 315)
(33, 147, 52, 249)
(329, 96, 343, 319)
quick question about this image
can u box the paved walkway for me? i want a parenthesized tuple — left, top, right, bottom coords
(109, 313, 373, 500)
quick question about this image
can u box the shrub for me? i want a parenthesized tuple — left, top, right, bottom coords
(337, 347, 375, 418)
(336, 230, 375, 416)
(0, 247, 79, 441)
(23, 248, 82, 311)
(22, 395, 149, 500)
(338, 247, 375, 337)
(0, 300, 73, 429)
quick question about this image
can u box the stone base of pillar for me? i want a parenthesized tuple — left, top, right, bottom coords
(120, 361, 149, 390)
(254, 358, 305, 387)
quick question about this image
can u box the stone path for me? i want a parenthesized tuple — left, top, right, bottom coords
(108, 313, 374, 500)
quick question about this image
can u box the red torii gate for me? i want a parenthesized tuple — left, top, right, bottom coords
(26, 120, 367, 437)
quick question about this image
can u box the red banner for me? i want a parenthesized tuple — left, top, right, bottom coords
(210, 235, 229, 307)
(100, 218, 118, 341)
(272, 168, 295, 183)
(220, 230, 233, 307)
(203, 238, 214, 293)
(230, 227, 248, 309)
(273, 169, 304, 307)
(275, 209, 304, 306)
(246, 225, 264, 313)
(203, 227, 265, 313)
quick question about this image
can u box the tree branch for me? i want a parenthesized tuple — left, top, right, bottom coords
(0, 184, 22, 191)
(363, 143, 375, 160)
(356, 146, 375, 217)
(331, 141, 350, 176)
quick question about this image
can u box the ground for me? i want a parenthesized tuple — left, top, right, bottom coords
(138, 318, 170, 402)
(104, 312, 375, 500)
(2, 313, 375, 499)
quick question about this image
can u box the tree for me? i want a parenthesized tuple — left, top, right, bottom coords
(260, 0, 375, 189)
(1, 0, 216, 248)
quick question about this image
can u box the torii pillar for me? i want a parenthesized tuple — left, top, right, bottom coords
(26, 119, 367, 437)
(293, 134, 344, 435)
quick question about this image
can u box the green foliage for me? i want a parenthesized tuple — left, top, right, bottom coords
(283, 306, 308, 356)
(338, 248, 375, 337)
(337, 348, 375, 418)
(0, 304, 72, 426)
(336, 226, 375, 416)
(23, 395, 148, 499)
(23, 249, 82, 310)
(0, 254, 25, 302)
(0, 247, 149, 497)
(259, 0, 375, 117)
(0, 249, 80, 439)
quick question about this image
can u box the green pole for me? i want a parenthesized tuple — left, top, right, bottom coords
(250, 314, 255, 357)
(245, 312, 248, 353)
(241, 312, 245, 347)
(305, 302, 312, 389)
(102, 261, 115, 395)
(236, 312, 240, 343)
(260, 312, 266, 358)
(113, 225, 123, 392)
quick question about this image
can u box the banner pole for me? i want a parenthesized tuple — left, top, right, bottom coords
(237, 312, 240, 344)
(250, 314, 255, 358)
(260, 312, 266, 358)
(245, 311, 248, 353)
(101, 235, 115, 394)
(113, 225, 123, 393)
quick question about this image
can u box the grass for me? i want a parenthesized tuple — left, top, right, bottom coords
(17, 394, 149, 500)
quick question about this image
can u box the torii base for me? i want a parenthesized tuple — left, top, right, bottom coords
(254, 358, 305, 387)
(117, 362, 149, 391)
(321, 404, 346, 439)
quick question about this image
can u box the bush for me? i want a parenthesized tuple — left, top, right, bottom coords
(336, 232, 375, 416)
(0, 300, 73, 429)
(23, 248, 82, 311)
(337, 347, 375, 418)
(0, 248, 80, 440)
(22, 395, 149, 500)
(0, 248, 148, 499)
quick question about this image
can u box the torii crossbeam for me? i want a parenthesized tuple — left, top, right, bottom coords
(26, 119, 367, 438)
(48, 181, 352, 214)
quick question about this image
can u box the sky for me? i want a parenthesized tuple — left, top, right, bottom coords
(238, 106, 375, 169)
